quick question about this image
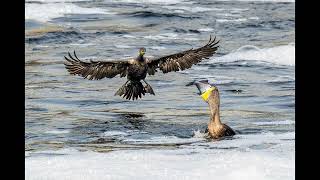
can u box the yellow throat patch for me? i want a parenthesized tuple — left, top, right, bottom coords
(201, 87, 215, 102)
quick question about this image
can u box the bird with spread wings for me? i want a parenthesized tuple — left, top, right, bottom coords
(64, 35, 220, 100)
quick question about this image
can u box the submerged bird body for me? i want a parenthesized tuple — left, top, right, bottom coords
(191, 80, 235, 139)
(64, 36, 219, 100)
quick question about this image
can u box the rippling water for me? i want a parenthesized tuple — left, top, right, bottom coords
(25, 0, 295, 179)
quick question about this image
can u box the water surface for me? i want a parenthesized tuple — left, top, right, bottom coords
(25, 0, 295, 179)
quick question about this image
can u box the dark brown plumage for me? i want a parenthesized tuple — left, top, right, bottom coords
(64, 35, 220, 100)
(147, 35, 219, 74)
(192, 80, 236, 139)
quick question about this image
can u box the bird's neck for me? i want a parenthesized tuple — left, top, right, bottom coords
(136, 54, 144, 62)
(207, 91, 222, 126)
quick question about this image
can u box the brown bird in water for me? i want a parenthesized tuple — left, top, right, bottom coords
(188, 80, 235, 139)
(64, 35, 219, 100)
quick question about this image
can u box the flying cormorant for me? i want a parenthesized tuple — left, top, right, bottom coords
(64, 35, 219, 100)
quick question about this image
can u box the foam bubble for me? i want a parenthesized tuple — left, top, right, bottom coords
(213, 44, 295, 66)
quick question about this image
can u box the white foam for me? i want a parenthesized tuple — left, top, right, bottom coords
(68, 43, 95, 46)
(121, 34, 136, 38)
(150, 46, 167, 50)
(45, 130, 70, 134)
(192, 129, 207, 138)
(213, 44, 295, 66)
(114, 45, 132, 49)
(26, 131, 294, 180)
(163, 6, 220, 13)
(216, 18, 248, 23)
(248, 17, 260, 20)
(144, 33, 178, 41)
(103, 131, 128, 137)
(216, 13, 242, 17)
(230, 8, 249, 11)
(184, 37, 200, 41)
(25, 2, 112, 22)
(198, 28, 214, 32)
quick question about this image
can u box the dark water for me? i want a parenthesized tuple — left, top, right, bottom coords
(25, 0, 294, 154)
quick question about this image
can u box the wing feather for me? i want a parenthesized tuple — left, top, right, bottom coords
(64, 51, 130, 80)
(148, 35, 220, 74)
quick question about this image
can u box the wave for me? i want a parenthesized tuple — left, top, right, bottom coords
(120, 11, 199, 19)
(267, 75, 295, 83)
(212, 44, 295, 66)
(25, 2, 112, 22)
(163, 6, 222, 13)
(25, 30, 106, 44)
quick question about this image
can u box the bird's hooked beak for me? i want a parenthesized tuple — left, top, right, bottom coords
(186, 80, 216, 102)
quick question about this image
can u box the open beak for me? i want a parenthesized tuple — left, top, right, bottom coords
(186, 80, 212, 94)
(186, 80, 216, 101)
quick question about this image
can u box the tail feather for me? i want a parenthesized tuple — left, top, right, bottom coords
(144, 84, 155, 95)
(115, 81, 153, 100)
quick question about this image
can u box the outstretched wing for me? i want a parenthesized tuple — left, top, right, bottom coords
(147, 35, 220, 74)
(64, 51, 130, 80)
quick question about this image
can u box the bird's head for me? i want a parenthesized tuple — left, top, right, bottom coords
(139, 47, 146, 56)
(186, 80, 218, 102)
